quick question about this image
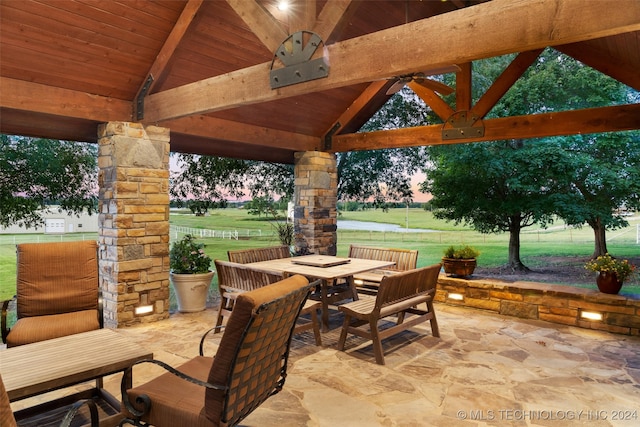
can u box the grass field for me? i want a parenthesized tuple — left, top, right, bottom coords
(1, 208, 639, 301)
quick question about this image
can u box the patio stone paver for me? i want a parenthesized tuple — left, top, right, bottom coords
(9, 302, 640, 426)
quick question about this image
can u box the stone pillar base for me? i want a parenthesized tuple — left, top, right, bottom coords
(98, 122, 170, 327)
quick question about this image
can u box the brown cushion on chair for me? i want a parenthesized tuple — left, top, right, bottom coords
(16, 241, 99, 318)
(124, 356, 213, 427)
(6, 310, 100, 348)
(205, 274, 310, 424)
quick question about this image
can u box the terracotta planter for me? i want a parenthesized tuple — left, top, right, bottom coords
(596, 271, 623, 295)
(170, 271, 215, 312)
(442, 257, 477, 278)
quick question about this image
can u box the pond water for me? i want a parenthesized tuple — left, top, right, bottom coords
(338, 220, 437, 233)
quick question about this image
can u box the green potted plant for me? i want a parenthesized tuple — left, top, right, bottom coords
(442, 245, 480, 277)
(169, 234, 214, 312)
(584, 253, 636, 294)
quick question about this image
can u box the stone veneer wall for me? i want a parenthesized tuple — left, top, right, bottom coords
(436, 275, 640, 335)
(98, 122, 170, 327)
(293, 151, 338, 255)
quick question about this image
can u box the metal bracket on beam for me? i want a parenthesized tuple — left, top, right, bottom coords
(135, 75, 154, 121)
(323, 122, 341, 151)
(442, 111, 485, 140)
(270, 31, 329, 89)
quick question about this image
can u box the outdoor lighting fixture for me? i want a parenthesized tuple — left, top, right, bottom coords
(277, 1, 289, 11)
(135, 305, 154, 315)
(447, 292, 464, 301)
(580, 310, 603, 321)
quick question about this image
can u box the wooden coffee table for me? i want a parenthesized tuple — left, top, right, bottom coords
(1, 328, 152, 425)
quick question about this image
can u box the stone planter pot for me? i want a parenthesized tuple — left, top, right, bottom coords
(596, 271, 623, 295)
(170, 271, 215, 312)
(442, 257, 477, 278)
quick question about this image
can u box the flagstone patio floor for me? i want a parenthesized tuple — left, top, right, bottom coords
(10, 303, 640, 426)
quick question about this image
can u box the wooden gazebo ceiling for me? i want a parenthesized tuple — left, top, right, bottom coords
(1, 0, 639, 164)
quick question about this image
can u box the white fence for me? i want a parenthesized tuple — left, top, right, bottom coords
(170, 225, 266, 241)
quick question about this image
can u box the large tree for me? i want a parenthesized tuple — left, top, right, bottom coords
(0, 135, 98, 228)
(553, 132, 640, 257)
(421, 48, 638, 268)
(423, 140, 568, 270)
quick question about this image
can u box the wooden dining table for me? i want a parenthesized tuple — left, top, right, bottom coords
(1, 328, 153, 426)
(247, 255, 395, 331)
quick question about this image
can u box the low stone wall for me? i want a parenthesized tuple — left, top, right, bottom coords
(435, 275, 640, 336)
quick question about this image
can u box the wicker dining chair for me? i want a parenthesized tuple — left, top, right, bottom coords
(227, 245, 291, 264)
(120, 274, 313, 427)
(214, 260, 321, 345)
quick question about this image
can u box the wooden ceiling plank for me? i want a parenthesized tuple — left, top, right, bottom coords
(323, 80, 388, 136)
(407, 81, 455, 122)
(471, 49, 543, 118)
(455, 62, 472, 112)
(556, 42, 640, 91)
(144, 0, 640, 123)
(0, 77, 131, 122)
(225, 0, 288, 53)
(165, 115, 319, 151)
(330, 104, 640, 151)
(138, 0, 205, 99)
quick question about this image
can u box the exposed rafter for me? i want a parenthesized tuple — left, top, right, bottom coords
(331, 104, 640, 152)
(1, 77, 131, 122)
(226, 0, 288, 53)
(142, 0, 640, 124)
(471, 49, 543, 119)
(134, 0, 204, 119)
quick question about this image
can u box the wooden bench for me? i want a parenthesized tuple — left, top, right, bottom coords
(337, 264, 441, 365)
(227, 245, 290, 264)
(348, 245, 419, 294)
(214, 260, 321, 345)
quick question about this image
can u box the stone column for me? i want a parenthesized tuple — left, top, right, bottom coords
(293, 151, 338, 255)
(98, 122, 170, 327)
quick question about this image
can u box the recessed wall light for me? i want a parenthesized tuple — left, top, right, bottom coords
(447, 292, 464, 301)
(580, 310, 603, 321)
(135, 304, 154, 315)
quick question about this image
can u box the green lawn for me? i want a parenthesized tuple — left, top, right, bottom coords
(1, 208, 639, 301)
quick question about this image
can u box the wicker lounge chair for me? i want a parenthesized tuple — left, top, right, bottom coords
(1, 240, 102, 347)
(120, 274, 313, 427)
(337, 264, 441, 365)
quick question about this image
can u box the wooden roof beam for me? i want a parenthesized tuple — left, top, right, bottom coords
(471, 49, 543, 119)
(330, 104, 640, 151)
(0, 77, 131, 122)
(134, 0, 204, 119)
(143, 0, 640, 124)
(407, 81, 455, 122)
(164, 115, 319, 151)
(323, 80, 388, 138)
(226, 0, 288, 53)
(313, 0, 353, 42)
